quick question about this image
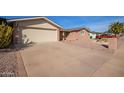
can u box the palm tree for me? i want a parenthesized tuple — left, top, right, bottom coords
(108, 22, 124, 36)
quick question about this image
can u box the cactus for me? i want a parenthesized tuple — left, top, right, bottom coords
(0, 19, 13, 48)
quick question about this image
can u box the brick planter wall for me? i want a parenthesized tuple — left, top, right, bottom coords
(108, 37, 117, 50)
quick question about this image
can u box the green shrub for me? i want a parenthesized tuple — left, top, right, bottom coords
(98, 38, 108, 42)
(0, 19, 13, 48)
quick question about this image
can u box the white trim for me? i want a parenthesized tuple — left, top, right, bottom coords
(7, 17, 63, 29)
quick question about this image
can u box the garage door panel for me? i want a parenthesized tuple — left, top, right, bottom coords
(22, 29, 57, 44)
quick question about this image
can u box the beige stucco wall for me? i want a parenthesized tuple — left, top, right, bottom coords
(18, 19, 58, 29)
(16, 19, 59, 45)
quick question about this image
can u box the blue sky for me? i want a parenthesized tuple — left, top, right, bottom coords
(47, 16, 124, 32)
(1, 16, 124, 32)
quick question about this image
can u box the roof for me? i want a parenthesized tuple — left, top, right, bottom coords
(6, 16, 63, 29)
(0, 16, 38, 20)
(61, 27, 91, 32)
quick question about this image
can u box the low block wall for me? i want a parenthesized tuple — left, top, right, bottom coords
(108, 37, 117, 50)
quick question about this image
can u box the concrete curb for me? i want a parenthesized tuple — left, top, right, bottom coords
(0, 49, 12, 52)
(15, 49, 28, 77)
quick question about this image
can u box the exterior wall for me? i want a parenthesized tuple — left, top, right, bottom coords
(82, 30, 90, 41)
(64, 29, 90, 42)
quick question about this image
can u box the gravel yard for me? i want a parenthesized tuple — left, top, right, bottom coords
(0, 50, 18, 77)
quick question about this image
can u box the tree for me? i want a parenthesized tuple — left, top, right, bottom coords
(108, 22, 124, 36)
(0, 18, 13, 48)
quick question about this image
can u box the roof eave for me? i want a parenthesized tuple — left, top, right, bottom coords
(7, 17, 63, 29)
(61, 27, 91, 32)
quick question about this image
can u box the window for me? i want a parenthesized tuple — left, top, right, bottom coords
(80, 31, 84, 36)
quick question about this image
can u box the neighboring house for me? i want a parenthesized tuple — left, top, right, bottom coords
(89, 32, 96, 39)
(60, 27, 90, 42)
(7, 17, 63, 46)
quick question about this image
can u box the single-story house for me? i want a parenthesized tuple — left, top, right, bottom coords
(60, 27, 90, 42)
(6, 17, 91, 46)
(88, 32, 97, 39)
(7, 17, 63, 46)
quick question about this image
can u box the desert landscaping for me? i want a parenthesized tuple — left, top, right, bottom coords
(0, 16, 124, 77)
(0, 49, 17, 76)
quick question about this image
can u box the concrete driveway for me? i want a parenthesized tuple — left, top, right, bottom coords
(20, 42, 113, 77)
(93, 38, 124, 76)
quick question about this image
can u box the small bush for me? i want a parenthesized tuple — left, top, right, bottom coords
(0, 18, 13, 48)
(98, 38, 108, 42)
